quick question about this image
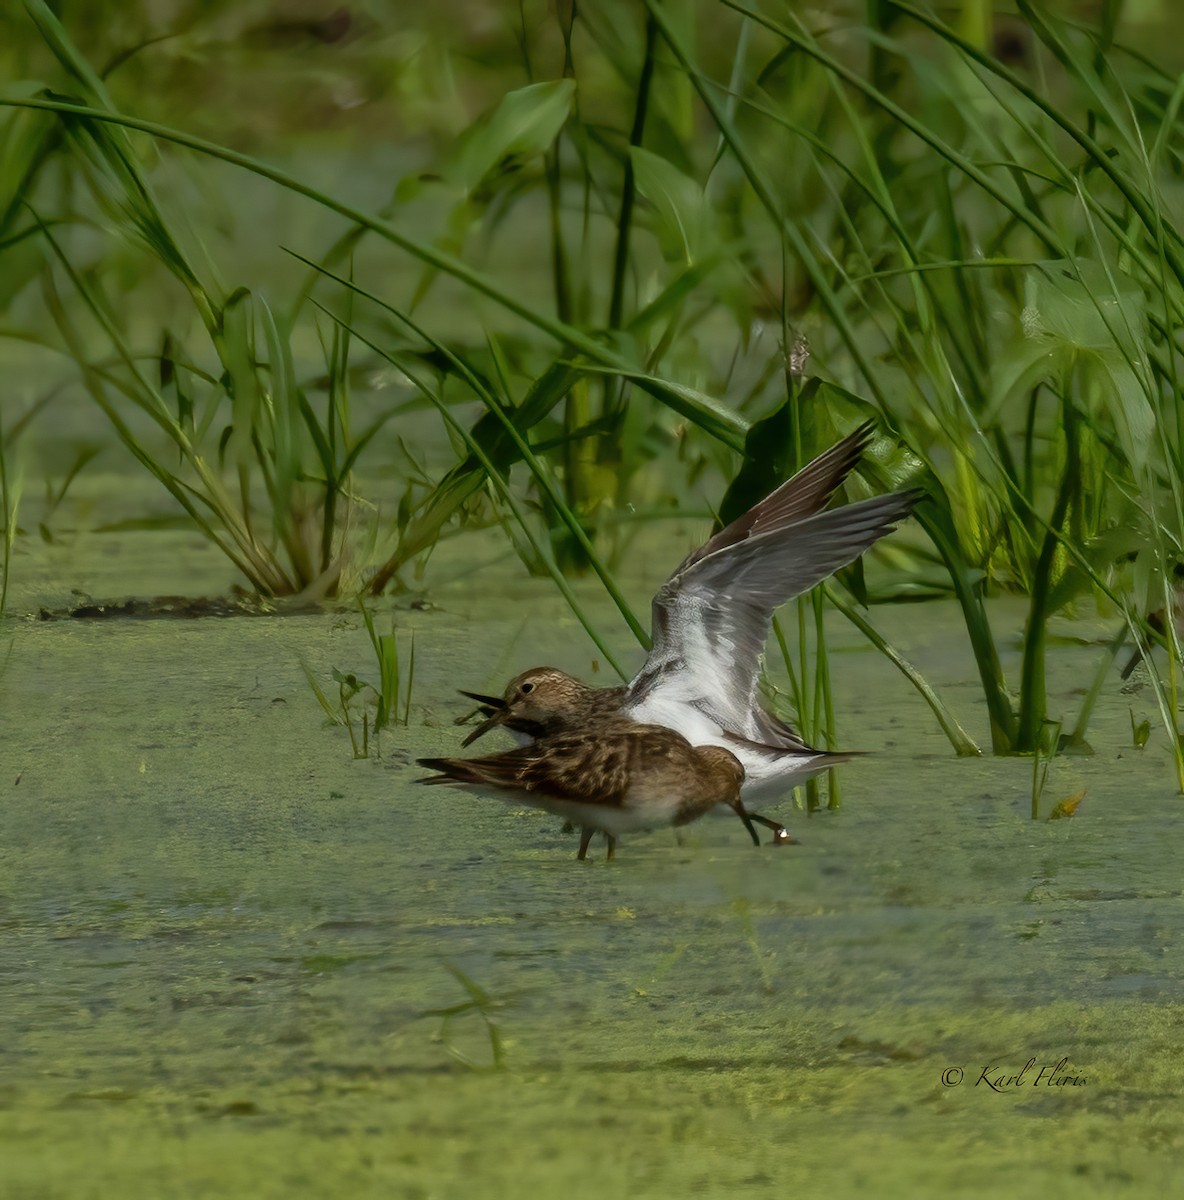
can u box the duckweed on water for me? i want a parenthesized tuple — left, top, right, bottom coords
(3, 545, 1184, 1196)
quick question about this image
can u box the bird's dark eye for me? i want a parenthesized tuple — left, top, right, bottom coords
(520, 682, 535, 694)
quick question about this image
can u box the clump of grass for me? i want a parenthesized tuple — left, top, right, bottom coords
(8, 1, 415, 599)
(357, 595, 415, 732)
(302, 596, 414, 758)
(301, 664, 370, 759)
(637, 1, 1184, 779)
(33, 208, 393, 598)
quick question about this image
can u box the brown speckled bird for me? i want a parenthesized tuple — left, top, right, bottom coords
(418, 721, 761, 861)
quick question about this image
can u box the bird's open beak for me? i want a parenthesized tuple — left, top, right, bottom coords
(457, 690, 509, 747)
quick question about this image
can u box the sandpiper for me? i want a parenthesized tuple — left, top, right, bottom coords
(457, 422, 917, 806)
(417, 721, 760, 860)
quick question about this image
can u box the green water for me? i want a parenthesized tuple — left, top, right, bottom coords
(2, 512, 1183, 1198)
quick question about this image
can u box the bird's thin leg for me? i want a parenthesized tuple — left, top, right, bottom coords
(749, 812, 798, 845)
(732, 802, 761, 847)
(577, 827, 594, 860)
(605, 835, 616, 862)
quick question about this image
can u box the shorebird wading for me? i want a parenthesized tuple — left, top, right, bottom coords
(418, 721, 757, 860)
(457, 422, 920, 806)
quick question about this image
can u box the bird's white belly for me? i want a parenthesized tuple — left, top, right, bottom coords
(624, 693, 824, 802)
(547, 796, 680, 836)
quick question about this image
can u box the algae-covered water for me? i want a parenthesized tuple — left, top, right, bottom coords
(2, 503, 1183, 1198)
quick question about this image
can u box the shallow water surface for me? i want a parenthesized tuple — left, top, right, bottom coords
(1, 527, 1183, 1198)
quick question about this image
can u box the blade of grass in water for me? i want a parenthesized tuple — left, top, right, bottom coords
(824, 585, 981, 757)
(0, 407, 18, 616)
(403, 631, 416, 728)
(1061, 624, 1129, 753)
(300, 661, 346, 727)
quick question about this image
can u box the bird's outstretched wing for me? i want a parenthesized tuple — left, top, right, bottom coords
(629, 487, 920, 744)
(671, 420, 875, 576)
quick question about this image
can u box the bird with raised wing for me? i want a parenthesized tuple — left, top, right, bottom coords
(457, 422, 918, 806)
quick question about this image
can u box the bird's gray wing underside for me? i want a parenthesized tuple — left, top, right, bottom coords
(630, 491, 918, 744)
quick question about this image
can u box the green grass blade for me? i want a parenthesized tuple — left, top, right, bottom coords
(0, 407, 19, 616)
(300, 661, 345, 726)
(825, 585, 981, 757)
(403, 631, 416, 727)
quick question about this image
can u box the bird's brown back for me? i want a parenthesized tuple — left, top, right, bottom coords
(420, 721, 739, 814)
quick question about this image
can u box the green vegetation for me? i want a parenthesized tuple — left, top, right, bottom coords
(302, 596, 414, 757)
(0, 408, 16, 615)
(414, 963, 517, 1072)
(3, 1, 1184, 792)
(1030, 716, 1062, 820)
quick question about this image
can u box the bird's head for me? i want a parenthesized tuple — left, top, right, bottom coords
(458, 667, 590, 747)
